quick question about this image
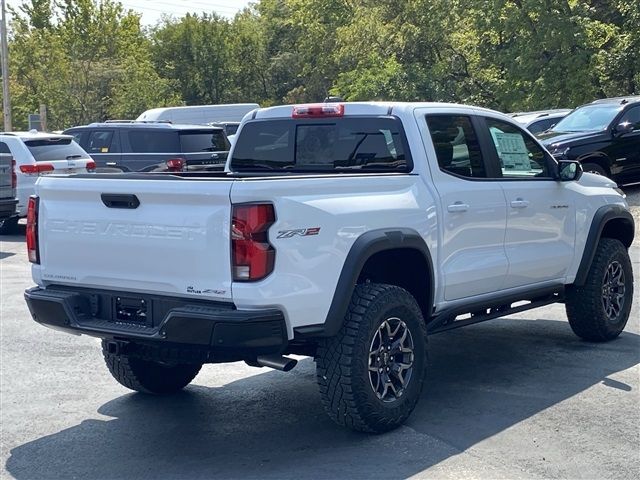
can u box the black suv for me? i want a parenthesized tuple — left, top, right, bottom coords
(64, 122, 230, 172)
(537, 96, 640, 184)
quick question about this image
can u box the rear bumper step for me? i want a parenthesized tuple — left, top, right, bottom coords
(24, 286, 288, 359)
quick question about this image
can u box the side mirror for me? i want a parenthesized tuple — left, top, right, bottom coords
(614, 122, 634, 137)
(557, 160, 583, 182)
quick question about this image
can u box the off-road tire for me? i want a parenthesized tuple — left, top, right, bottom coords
(566, 238, 633, 342)
(315, 283, 428, 433)
(0, 216, 19, 235)
(102, 341, 202, 394)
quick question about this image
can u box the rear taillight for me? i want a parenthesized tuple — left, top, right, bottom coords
(11, 159, 16, 189)
(292, 103, 344, 118)
(26, 196, 40, 264)
(166, 158, 185, 172)
(20, 163, 54, 174)
(86, 160, 96, 171)
(231, 203, 275, 281)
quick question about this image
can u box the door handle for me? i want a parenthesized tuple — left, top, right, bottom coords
(510, 198, 530, 209)
(447, 202, 469, 213)
(101, 193, 140, 209)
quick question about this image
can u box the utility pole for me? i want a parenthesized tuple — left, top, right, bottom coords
(1, 0, 11, 131)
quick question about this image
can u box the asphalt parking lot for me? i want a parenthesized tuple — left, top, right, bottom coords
(1, 186, 639, 480)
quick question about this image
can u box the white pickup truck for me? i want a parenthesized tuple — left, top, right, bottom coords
(25, 102, 635, 433)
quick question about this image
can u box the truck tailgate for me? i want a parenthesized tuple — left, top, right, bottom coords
(34, 176, 234, 301)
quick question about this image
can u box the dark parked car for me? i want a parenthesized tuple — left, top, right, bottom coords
(538, 96, 640, 184)
(64, 122, 230, 172)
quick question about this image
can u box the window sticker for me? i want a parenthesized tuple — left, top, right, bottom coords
(101, 147, 109, 153)
(493, 132, 531, 171)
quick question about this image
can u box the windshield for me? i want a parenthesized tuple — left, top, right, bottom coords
(230, 117, 410, 172)
(552, 104, 622, 132)
(25, 138, 90, 161)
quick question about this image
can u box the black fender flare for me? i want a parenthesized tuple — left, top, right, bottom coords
(574, 204, 635, 286)
(294, 228, 435, 338)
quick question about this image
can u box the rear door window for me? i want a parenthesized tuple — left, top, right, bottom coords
(230, 117, 410, 172)
(86, 130, 114, 153)
(425, 115, 487, 178)
(179, 130, 229, 152)
(127, 130, 179, 153)
(24, 138, 90, 162)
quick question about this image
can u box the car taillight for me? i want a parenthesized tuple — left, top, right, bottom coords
(231, 203, 275, 281)
(166, 158, 185, 172)
(26, 196, 40, 264)
(292, 103, 344, 118)
(86, 160, 96, 171)
(20, 163, 54, 174)
(11, 159, 16, 189)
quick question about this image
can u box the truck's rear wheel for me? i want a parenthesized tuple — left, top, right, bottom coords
(315, 283, 427, 433)
(566, 238, 633, 342)
(102, 341, 202, 394)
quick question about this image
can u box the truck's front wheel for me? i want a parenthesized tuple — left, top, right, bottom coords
(102, 341, 202, 394)
(315, 284, 428, 433)
(566, 238, 633, 342)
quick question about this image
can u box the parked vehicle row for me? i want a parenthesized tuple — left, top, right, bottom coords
(24, 101, 634, 433)
(64, 122, 230, 173)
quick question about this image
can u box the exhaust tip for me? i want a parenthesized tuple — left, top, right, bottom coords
(255, 355, 298, 372)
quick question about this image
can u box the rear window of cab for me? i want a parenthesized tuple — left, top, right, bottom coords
(230, 117, 411, 172)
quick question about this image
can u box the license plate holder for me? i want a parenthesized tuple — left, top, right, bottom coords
(113, 296, 150, 325)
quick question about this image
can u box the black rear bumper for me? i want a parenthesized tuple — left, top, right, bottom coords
(24, 286, 288, 362)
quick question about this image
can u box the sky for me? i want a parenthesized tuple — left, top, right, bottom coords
(5, 0, 254, 25)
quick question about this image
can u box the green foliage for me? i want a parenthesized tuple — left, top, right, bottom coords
(3, 0, 638, 131)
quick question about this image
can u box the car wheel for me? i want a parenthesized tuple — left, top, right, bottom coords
(315, 283, 428, 433)
(102, 340, 202, 394)
(565, 238, 633, 342)
(581, 162, 607, 177)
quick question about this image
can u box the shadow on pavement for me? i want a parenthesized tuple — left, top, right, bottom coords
(6, 319, 640, 479)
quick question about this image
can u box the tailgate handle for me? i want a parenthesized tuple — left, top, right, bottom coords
(101, 193, 140, 209)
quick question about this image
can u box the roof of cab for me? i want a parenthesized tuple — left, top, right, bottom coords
(251, 101, 506, 120)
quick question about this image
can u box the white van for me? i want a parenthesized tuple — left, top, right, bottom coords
(136, 104, 259, 125)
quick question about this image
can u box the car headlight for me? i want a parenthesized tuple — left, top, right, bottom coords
(614, 187, 626, 198)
